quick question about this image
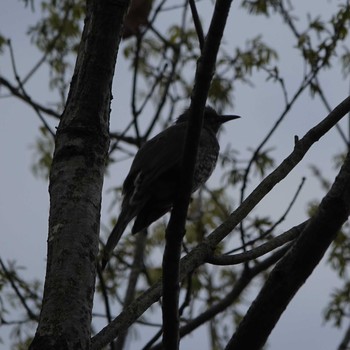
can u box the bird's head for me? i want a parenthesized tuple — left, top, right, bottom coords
(176, 106, 240, 133)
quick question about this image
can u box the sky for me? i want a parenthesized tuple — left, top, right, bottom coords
(1, 0, 350, 349)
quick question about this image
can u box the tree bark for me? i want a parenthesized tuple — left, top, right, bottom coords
(29, 1, 130, 349)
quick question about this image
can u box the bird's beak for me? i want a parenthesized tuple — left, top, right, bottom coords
(220, 115, 241, 123)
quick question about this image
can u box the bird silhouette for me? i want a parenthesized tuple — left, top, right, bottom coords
(101, 106, 240, 269)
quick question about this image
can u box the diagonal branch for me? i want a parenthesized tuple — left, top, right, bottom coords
(0, 258, 39, 322)
(225, 149, 350, 350)
(206, 221, 307, 265)
(0, 76, 60, 119)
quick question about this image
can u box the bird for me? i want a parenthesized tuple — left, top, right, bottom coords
(101, 106, 240, 269)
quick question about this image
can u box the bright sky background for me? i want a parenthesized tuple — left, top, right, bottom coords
(1, 0, 350, 349)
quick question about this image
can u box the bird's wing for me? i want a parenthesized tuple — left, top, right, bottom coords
(123, 123, 187, 195)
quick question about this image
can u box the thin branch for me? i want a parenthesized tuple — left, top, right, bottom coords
(7, 41, 56, 137)
(115, 231, 147, 350)
(0, 258, 39, 322)
(189, 0, 205, 51)
(0, 76, 60, 119)
(109, 131, 140, 146)
(128, 0, 171, 144)
(314, 76, 349, 147)
(262, 176, 306, 235)
(143, 0, 187, 141)
(1, 316, 31, 326)
(96, 264, 113, 326)
(206, 221, 306, 265)
(21, 1, 73, 85)
(227, 175, 306, 255)
(143, 46, 181, 140)
(142, 328, 163, 350)
(138, 63, 169, 114)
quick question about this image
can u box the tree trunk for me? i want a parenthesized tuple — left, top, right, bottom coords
(29, 1, 130, 349)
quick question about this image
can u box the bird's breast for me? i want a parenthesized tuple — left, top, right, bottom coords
(192, 134, 220, 192)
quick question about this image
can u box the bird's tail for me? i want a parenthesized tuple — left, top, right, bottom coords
(101, 211, 131, 270)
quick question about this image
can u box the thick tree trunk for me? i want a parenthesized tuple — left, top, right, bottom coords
(29, 1, 130, 349)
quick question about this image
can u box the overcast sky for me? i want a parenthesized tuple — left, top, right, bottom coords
(1, 0, 350, 349)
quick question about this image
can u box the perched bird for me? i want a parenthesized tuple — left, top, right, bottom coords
(101, 106, 240, 268)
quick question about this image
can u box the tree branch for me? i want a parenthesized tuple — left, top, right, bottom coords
(189, 0, 205, 51)
(115, 231, 147, 349)
(162, 1, 233, 349)
(206, 221, 306, 265)
(149, 245, 290, 349)
(0, 76, 60, 119)
(225, 150, 350, 350)
(337, 322, 350, 350)
(0, 258, 39, 322)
